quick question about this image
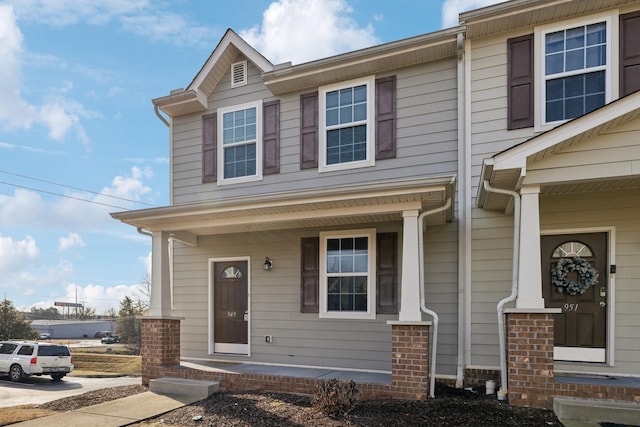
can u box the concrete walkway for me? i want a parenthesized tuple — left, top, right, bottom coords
(12, 391, 201, 427)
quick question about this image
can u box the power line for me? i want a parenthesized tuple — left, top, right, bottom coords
(0, 181, 131, 210)
(0, 169, 154, 207)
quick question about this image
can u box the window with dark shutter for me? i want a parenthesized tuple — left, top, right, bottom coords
(376, 232, 398, 314)
(507, 34, 534, 130)
(300, 237, 319, 313)
(620, 11, 640, 96)
(263, 100, 280, 175)
(202, 113, 217, 182)
(375, 76, 396, 159)
(300, 92, 318, 169)
(300, 232, 398, 315)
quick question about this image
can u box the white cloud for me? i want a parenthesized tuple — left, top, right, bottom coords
(0, 167, 153, 229)
(0, 234, 39, 270)
(441, 0, 508, 28)
(7, 0, 217, 49)
(0, 5, 94, 145)
(64, 283, 141, 314)
(240, 0, 379, 65)
(59, 232, 85, 251)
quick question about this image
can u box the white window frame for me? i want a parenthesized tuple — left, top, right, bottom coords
(534, 11, 619, 132)
(319, 229, 376, 320)
(217, 100, 263, 185)
(318, 77, 375, 173)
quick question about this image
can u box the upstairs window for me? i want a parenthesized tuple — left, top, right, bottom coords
(538, 17, 612, 126)
(217, 101, 262, 184)
(319, 77, 375, 172)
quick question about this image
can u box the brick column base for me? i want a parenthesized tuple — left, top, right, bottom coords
(505, 311, 555, 408)
(141, 317, 180, 386)
(390, 322, 430, 399)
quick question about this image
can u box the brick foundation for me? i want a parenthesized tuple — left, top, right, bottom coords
(390, 323, 430, 399)
(506, 311, 555, 408)
(141, 317, 180, 386)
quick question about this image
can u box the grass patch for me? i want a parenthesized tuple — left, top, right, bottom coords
(70, 353, 141, 377)
(0, 405, 57, 425)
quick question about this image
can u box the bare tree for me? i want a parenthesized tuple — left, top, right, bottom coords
(132, 273, 151, 313)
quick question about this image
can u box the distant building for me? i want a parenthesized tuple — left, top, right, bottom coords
(31, 319, 117, 339)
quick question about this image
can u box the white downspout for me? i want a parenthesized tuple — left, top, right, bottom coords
(482, 180, 520, 396)
(418, 196, 452, 398)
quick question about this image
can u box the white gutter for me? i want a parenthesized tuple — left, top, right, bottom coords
(154, 104, 170, 128)
(418, 196, 452, 398)
(137, 227, 153, 237)
(482, 180, 520, 397)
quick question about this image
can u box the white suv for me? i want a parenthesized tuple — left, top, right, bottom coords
(0, 341, 74, 382)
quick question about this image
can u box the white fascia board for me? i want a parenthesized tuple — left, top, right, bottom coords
(188, 29, 273, 93)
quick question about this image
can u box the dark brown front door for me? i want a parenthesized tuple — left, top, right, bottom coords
(213, 261, 248, 354)
(541, 233, 607, 362)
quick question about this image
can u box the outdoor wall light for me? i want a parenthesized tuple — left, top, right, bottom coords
(263, 257, 273, 271)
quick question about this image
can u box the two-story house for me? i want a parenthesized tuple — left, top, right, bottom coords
(112, 0, 640, 409)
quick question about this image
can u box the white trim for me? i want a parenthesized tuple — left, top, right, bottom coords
(319, 229, 376, 320)
(217, 100, 263, 185)
(534, 11, 619, 132)
(230, 60, 247, 88)
(318, 76, 376, 173)
(554, 346, 605, 363)
(541, 226, 616, 366)
(208, 257, 251, 357)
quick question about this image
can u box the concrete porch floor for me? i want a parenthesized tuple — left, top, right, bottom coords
(180, 360, 392, 385)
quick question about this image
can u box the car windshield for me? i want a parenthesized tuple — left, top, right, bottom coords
(37, 345, 70, 356)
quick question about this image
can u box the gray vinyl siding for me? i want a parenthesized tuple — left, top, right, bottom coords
(173, 220, 459, 374)
(171, 56, 459, 205)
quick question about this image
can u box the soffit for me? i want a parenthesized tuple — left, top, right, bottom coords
(462, 0, 640, 39)
(112, 177, 456, 237)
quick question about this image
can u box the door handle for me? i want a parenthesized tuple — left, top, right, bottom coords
(599, 301, 606, 308)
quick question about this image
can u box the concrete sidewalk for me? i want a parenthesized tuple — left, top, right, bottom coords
(13, 391, 202, 427)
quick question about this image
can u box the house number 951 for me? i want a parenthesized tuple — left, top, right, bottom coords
(563, 304, 579, 312)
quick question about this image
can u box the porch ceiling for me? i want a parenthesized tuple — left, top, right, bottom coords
(111, 177, 455, 238)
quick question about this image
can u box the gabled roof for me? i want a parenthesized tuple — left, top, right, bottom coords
(152, 29, 273, 117)
(478, 90, 640, 211)
(461, 0, 639, 39)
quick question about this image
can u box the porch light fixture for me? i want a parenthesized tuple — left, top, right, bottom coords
(263, 257, 273, 271)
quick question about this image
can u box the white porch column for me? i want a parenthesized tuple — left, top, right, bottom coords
(516, 186, 545, 309)
(149, 231, 172, 317)
(399, 210, 422, 321)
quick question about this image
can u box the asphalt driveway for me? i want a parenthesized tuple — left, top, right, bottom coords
(0, 375, 140, 408)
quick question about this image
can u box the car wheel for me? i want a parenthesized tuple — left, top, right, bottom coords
(51, 374, 65, 381)
(9, 365, 24, 382)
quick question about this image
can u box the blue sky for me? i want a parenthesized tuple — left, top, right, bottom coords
(0, 0, 501, 313)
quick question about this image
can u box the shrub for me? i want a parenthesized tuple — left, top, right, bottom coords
(312, 379, 360, 417)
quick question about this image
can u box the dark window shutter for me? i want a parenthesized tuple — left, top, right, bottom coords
(202, 113, 217, 182)
(300, 92, 318, 169)
(375, 76, 396, 159)
(620, 11, 640, 96)
(507, 34, 534, 130)
(300, 237, 319, 313)
(376, 232, 398, 314)
(263, 100, 280, 175)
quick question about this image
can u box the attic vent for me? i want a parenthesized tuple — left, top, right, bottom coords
(231, 60, 247, 88)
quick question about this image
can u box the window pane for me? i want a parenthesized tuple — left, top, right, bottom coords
(565, 74, 584, 97)
(586, 45, 605, 68)
(546, 30, 565, 53)
(223, 129, 234, 145)
(354, 295, 367, 311)
(354, 255, 368, 272)
(340, 105, 352, 124)
(565, 97, 583, 119)
(341, 277, 354, 293)
(585, 93, 604, 114)
(565, 27, 584, 50)
(353, 103, 366, 121)
(340, 88, 353, 105)
(328, 277, 340, 293)
(353, 85, 367, 103)
(354, 276, 367, 293)
(328, 294, 340, 310)
(341, 255, 354, 273)
(223, 112, 234, 127)
(546, 79, 563, 101)
(326, 91, 339, 109)
(341, 294, 354, 311)
(586, 22, 606, 46)
(546, 100, 563, 122)
(565, 49, 584, 72)
(546, 53, 564, 75)
(327, 109, 339, 126)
